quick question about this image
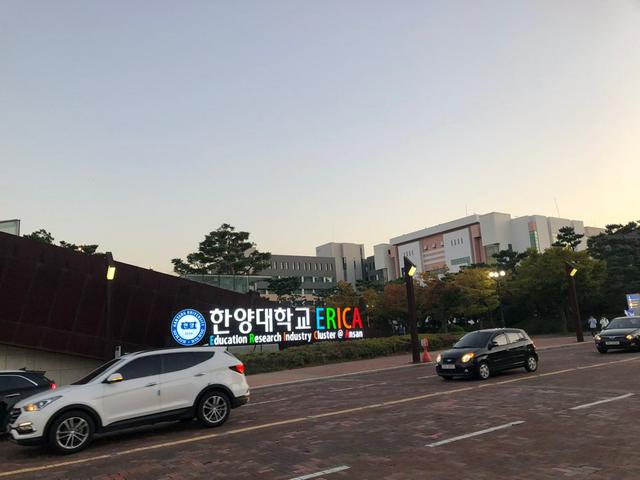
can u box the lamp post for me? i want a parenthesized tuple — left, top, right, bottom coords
(403, 256, 421, 364)
(488, 270, 506, 328)
(565, 262, 584, 343)
(105, 252, 120, 358)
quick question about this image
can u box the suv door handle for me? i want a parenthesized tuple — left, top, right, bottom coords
(5, 393, 20, 398)
(194, 373, 206, 377)
(145, 382, 158, 387)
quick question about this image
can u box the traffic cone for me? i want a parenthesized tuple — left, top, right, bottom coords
(421, 337, 432, 363)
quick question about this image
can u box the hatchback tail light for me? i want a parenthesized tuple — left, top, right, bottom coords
(229, 364, 245, 375)
(50, 383, 57, 390)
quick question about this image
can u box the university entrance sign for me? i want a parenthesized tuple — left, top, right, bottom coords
(171, 306, 365, 347)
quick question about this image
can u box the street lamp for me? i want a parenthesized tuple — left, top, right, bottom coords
(105, 252, 121, 358)
(403, 256, 421, 364)
(488, 270, 506, 328)
(565, 261, 584, 343)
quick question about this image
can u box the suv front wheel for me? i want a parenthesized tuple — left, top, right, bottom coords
(48, 410, 95, 454)
(197, 391, 230, 428)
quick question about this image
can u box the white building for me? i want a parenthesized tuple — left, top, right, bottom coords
(388, 212, 604, 278)
(316, 242, 365, 287)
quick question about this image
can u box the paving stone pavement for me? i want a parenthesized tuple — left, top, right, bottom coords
(1, 339, 638, 479)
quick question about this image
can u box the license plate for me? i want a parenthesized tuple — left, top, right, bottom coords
(606, 341, 619, 345)
(441, 364, 455, 370)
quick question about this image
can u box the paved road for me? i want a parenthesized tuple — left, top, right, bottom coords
(1, 342, 639, 479)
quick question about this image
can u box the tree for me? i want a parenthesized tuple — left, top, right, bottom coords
(493, 249, 529, 273)
(325, 281, 360, 309)
(452, 267, 499, 318)
(59, 241, 99, 255)
(588, 221, 640, 312)
(24, 230, 99, 254)
(356, 279, 383, 293)
(552, 226, 584, 251)
(267, 277, 302, 299)
(23, 229, 54, 244)
(172, 224, 271, 275)
(418, 273, 461, 333)
(509, 248, 606, 332)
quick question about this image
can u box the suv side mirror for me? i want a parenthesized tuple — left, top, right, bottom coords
(488, 341, 498, 350)
(105, 373, 124, 384)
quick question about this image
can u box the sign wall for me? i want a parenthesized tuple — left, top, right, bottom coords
(171, 306, 365, 347)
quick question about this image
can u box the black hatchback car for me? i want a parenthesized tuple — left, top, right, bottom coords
(436, 328, 538, 380)
(594, 316, 640, 353)
(1, 370, 56, 432)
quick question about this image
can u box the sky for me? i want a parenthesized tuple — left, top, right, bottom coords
(1, 0, 639, 273)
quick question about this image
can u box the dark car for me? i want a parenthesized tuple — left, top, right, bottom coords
(594, 316, 640, 353)
(1, 370, 56, 433)
(436, 328, 538, 380)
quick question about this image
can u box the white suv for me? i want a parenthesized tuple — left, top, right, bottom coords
(7, 347, 249, 454)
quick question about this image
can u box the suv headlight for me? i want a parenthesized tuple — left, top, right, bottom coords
(23, 396, 61, 412)
(626, 334, 634, 341)
(436, 354, 442, 364)
(461, 352, 475, 363)
(594, 334, 601, 341)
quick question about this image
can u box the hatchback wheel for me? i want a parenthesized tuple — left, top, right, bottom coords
(197, 391, 230, 428)
(48, 411, 94, 454)
(477, 362, 491, 380)
(524, 355, 538, 372)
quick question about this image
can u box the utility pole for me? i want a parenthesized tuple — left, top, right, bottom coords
(565, 262, 584, 343)
(403, 257, 421, 363)
(105, 252, 119, 358)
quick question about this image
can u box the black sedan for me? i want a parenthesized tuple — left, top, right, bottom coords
(0, 370, 56, 432)
(594, 316, 640, 353)
(436, 328, 538, 380)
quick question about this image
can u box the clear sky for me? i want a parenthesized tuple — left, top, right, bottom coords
(1, 1, 639, 273)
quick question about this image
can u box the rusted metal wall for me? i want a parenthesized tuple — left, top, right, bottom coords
(0, 232, 270, 359)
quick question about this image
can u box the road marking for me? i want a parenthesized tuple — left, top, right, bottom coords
(1, 355, 637, 479)
(426, 421, 525, 447)
(329, 382, 386, 393)
(570, 393, 634, 410)
(289, 465, 350, 480)
(246, 398, 289, 406)
(417, 374, 438, 379)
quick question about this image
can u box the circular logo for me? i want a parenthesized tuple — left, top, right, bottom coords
(171, 309, 207, 346)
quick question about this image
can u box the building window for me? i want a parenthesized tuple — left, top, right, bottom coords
(451, 256, 471, 266)
(280, 262, 284, 269)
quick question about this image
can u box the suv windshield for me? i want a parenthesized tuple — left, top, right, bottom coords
(606, 318, 640, 330)
(453, 331, 494, 349)
(72, 358, 122, 385)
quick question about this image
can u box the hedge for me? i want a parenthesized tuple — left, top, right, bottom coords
(237, 333, 463, 375)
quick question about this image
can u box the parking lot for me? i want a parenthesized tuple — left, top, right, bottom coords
(1, 342, 639, 480)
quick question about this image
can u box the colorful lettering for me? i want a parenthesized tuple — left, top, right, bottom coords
(352, 308, 363, 329)
(342, 307, 351, 328)
(316, 307, 326, 330)
(326, 308, 337, 329)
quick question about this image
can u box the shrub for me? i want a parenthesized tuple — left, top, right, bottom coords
(237, 333, 462, 375)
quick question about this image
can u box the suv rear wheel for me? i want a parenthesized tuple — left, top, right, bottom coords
(48, 410, 94, 454)
(197, 391, 230, 428)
